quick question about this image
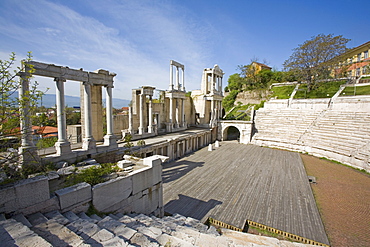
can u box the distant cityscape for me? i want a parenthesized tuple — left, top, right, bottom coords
(37, 94, 130, 109)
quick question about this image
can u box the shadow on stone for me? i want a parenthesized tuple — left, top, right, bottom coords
(164, 194, 222, 221)
(162, 160, 204, 183)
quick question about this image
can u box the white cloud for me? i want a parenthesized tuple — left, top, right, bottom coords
(0, 0, 218, 99)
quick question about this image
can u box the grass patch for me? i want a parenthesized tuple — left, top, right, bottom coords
(271, 85, 295, 99)
(294, 80, 345, 99)
(341, 85, 370, 96)
(64, 163, 119, 187)
(224, 104, 252, 120)
(319, 157, 369, 175)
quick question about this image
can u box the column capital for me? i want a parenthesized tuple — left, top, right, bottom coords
(83, 80, 92, 86)
(54, 77, 66, 83)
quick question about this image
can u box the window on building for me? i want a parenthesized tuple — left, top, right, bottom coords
(365, 51, 369, 59)
(358, 53, 362, 62)
(362, 67, 367, 75)
(356, 68, 361, 76)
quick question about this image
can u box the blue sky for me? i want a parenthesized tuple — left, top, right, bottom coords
(1, 0, 369, 100)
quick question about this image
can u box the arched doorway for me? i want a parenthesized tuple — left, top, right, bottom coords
(224, 126, 240, 141)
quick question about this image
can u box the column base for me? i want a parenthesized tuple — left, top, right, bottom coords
(138, 127, 144, 135)
(148, 125, 153, 134)
(165, 123, 172, 132)
(55, 141, 72, 156)
(104, 134, 117, 148)
(82, 137, 96, 151)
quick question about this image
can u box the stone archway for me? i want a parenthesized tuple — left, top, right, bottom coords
(224, 126, 240, 141)
(219, 120, 253, 144)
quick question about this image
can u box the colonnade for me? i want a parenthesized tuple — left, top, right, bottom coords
(169, 60, 185, 91)
(19, 61, 117, 160)
(166, 60, 186, 132)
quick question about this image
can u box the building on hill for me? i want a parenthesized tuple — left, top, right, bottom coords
(251, 62, 272, 74)
(335, 41, 370, 78)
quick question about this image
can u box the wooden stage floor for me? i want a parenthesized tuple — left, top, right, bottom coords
(163, 141, 329, 245)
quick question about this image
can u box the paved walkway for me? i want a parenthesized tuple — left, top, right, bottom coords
(163, 141, 329, 245)
(302, 154, 370, 247)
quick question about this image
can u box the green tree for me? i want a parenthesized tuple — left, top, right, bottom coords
(0, 52, 44, 136)
(0, 52, 46, 180)
(225, 73, 245, 92)
(283, 34, 350, 91)
(222, 90, 239, 111)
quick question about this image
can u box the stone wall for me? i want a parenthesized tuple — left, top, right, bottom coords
(234, 89, 272, 105)
(0, 156, 164, 217)
(264, 95, 370, 111)
(113, 114, 128, 138)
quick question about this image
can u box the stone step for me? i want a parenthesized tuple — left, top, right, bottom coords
(12, 214, 32, 228)
(0, 210, 320, 247)
(31, 219, 86, 247)
(26, 212, 48, 226)
(44, 210, 70, 225)
(63, 211, 80, 222)
(78, 212, 98, 223)
(97, 216, 137, 241)
(0, 218, 52, 247)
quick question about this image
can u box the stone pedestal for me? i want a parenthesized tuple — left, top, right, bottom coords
(55, 141, 72, 156)
(82, 137, 97, 151)
(104, 134, 117, 148)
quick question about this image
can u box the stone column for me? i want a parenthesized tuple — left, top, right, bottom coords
(128, 106, 133, 133)
(148, 96, 153, 133)
(182, 98, 185, 127)
(210, 99, 215, 124)
(176, 66, 180, 90)
(169, 64, 174, 91)
(138, 92, 144, 135)
(104, 85, 117, 147)
(18, 70, 40, 164)
(218, 101, 221, 120)
(181, 67, 185, 91)
(82, 81, 96, 151)
(54, 77, 71, 155)
(169, 96, 173, 131)
(175, 98, 179, 128)
(211, 72, 215, 95)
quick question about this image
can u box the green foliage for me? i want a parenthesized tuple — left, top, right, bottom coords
(123, 134, 134, 154)
(0, 52, 46, 136)
(225, 73, 245, 92)
(222, 90, 239, 111)
(341, 85, 370, 96)
(294, 80, 345, 99)
(271, 85, 295, 99)
(137, 140, 146, 146)
(254, 100, 265, 110)
(36, 137, 57, 149)
(65, 163, 119, 187)
(283, 34, 350, 91)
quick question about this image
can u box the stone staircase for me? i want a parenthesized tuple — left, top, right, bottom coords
(0, 211, 317, 247)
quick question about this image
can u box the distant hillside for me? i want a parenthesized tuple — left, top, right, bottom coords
(13, 93, 130, 109)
